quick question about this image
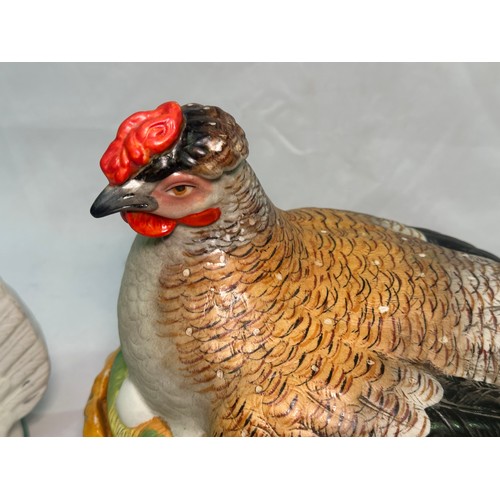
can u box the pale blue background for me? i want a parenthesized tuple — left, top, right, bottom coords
(1, 63, 499, 435)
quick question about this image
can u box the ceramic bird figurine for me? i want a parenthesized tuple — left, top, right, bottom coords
(87, 101, 500, 437)
(0, 278, 50, 436)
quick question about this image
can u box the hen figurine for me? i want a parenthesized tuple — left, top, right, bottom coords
(86, 101, 500, 437)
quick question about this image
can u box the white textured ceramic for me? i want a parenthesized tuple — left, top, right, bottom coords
(0, 279, 50, 436)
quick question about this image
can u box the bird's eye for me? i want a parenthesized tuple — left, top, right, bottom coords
(168, 185, 193, 197)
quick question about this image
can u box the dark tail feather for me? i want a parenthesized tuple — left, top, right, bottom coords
(414, 227, 500, 263)
(428, 376, 500, 437)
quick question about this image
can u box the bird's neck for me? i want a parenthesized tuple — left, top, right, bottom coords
(217, 161, 280, 238)
(165, 161, 282, 258)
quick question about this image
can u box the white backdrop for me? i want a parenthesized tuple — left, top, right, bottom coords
(0, 63, 499, 436)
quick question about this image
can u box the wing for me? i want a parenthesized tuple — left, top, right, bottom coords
(362, 218, 500, 435)
(265, 208, 500, 436)
(212, 351, 447, 437)
(358, 211, 500, 263)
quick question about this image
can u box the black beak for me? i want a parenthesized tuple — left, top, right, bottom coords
(90, 181, 158, 218)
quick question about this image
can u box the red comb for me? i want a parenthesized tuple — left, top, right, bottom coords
(100, 101, 183, 185)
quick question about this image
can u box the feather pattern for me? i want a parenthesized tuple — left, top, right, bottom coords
(0, 279, 49, 436)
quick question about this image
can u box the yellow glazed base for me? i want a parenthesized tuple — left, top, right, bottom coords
(83, 349, 172, 437)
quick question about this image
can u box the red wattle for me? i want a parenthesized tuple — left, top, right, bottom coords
(178, 208, 222, 227)
(123, 212, 177, 238)
(122, 208, 222, 238)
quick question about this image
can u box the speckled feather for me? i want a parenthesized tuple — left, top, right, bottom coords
(118, 162, 500, 437)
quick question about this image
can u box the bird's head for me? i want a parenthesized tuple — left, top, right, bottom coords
(90, 102, 249, 238)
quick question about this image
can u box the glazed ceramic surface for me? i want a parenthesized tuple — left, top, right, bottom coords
(86, 102, 500, 437)
(0, 279, 50, 436)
